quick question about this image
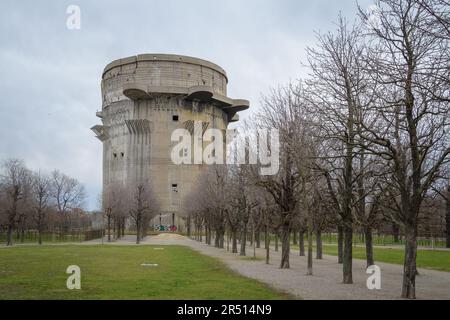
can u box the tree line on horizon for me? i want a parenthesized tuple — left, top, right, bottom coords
(0, 159, 87, 245)
(0, 159, 161, 246)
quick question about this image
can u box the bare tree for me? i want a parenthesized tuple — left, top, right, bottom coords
(51, 170, 85, 232)
(305, 16, 369, 283)
(256, 85, 301, 269)
(229, 165, 258, 256)
(128, 182, 157, 244)
(183, 184, 206, 242)
(205, 165, 228, 248)
(102, 183, 125, 242)
(358, 0, 450, 298)
(0, 159, 31, 246)
(30, 171, 51, 245)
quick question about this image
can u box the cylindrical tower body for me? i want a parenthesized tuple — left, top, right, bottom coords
(92, 54, 248, 229)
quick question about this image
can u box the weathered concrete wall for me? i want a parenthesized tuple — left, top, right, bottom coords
(92, 54, 248, 227)
(101, 54, 228, 107)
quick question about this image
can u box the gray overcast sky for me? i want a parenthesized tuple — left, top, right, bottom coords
(0, 0, 372, 210)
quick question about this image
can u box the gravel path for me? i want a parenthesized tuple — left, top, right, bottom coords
(88, 234, 450, 300)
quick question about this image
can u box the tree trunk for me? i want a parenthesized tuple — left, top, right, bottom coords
(219, 229, 224, 248)
(343, 225, 353, 284)
(265, 225, 270, 264)
(280, 223, 290, 269)
(299, 230, 305, 256)
(393, 223, 400, 243)
(107, 215, 111, 242)
(113, 218, 117, 240)
(337, 225, 344, 264)
(187, 215, 191, 237)
(232, 229, 238, 253)
(402, 225, 418, 299)
(214, 229, 220, 247)
(315, 230, 322, 259)
(6, 224, 13, 246)
(365, 226, 374, 267)
(20, 227, 25, 243)
(256, 229, 261, 248)
(252, 223, 256, 258)
(274, 232, 279, 252)
(240, 227, 247, 256)
(38, 222, 43, 245)
(293, 230, 297, 245)
(446, 187, 450, 248)
(307, 227, 313, 275)
(136, 220, 141, 244)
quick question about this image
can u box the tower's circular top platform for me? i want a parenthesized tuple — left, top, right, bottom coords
(103, 53, 228, 81)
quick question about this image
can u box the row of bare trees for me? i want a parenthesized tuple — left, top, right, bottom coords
(101, 181, 159, 244)
(0, 158, 160, 246)
(0, 159, 86, 245)
(182, 0, 449, 299)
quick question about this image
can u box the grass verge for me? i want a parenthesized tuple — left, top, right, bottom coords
(0, 245, 291, 299)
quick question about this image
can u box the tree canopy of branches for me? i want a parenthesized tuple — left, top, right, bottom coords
(180, 0, 449, 300)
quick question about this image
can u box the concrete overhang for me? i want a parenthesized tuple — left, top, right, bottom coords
(91, 125, 109, 141)
(210, 93, 233, 107)
(119, 83, 249, 120)
(229, 114, 239, 122)
(123, 83, 150, 100)
(186, 89, 249, 114)
(123, 85, 191, 100)
(223, 99, 250, 113)
(186, 85, 214, 101)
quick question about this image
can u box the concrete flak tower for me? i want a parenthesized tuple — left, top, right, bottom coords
(92, 54, 249, 230)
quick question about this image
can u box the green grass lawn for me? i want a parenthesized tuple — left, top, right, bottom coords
(318, 244, 450, 272)
(0, 245, 290, 300)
